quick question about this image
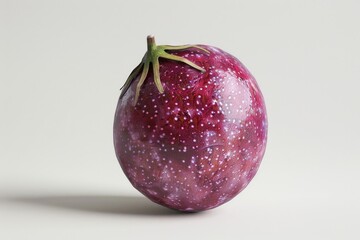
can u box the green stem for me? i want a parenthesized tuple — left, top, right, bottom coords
(147, 35, 156, 52)
(120, 35, 210, 105)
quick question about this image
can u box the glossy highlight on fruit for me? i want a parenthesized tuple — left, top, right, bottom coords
(114, 36, 267, 212)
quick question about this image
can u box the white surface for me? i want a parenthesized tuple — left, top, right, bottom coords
(1, 0, 359, 239)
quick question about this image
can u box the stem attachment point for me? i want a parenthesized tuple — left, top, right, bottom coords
(120, 36, 210, 105)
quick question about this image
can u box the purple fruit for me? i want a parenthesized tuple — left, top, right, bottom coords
(114, 36, 267, 212)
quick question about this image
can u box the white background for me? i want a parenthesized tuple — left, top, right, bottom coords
(1, 0, 359, 239)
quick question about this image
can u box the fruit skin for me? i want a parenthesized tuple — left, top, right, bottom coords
(114, 44, 267, 212)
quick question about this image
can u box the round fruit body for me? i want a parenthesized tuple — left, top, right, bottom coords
(114, 45, 267, 212)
